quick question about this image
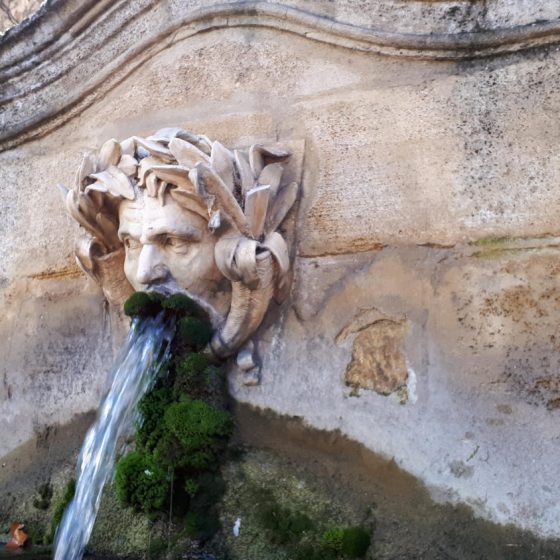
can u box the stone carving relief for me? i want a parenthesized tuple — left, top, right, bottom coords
(62, 128, 300, 380)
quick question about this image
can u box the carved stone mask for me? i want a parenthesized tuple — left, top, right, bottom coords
(63, 127, 299, 375)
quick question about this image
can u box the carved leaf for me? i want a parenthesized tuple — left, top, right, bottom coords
(167, 188, 209, 218)
(265, 181, 298, 233)
(146, 173, 159, 198)
(90, 166, 135, 200)
(149, 127, 199, 145)
(95, 211, 121, 249)
(138, 156, 166, 186)
(75, 153, 96, 189)
(84, 181, 108, 194)
(249, 145, 291, 179)
(149, 165, 193, 190)
(214, 235, 243, 281)
(258, 162, 283, 198)
(234, 149, 254, 194)
(196, 135, 213, 155)
(258, 145, 291, 160)
(98, 139, 121, 170)
(233, 238, 259, 288)
(249, 144, 264, 178)
(210, 141, 235, 191)
(118, 154, 138, 176)
(209, 210, 221, 231)
(261, 232, 290, 275)
(244, 184, 270, 240)
(196, 163, 251, 236)
(120, 137, 136, 156)
(66, 191, 101, 241)
(134, 136, 173, 161)
(169, 137, 210, 167)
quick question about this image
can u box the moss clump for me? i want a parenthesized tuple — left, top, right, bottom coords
(115, 451, 169, 514)
(261, 504, 314, 545)
(177, 352, 210, 378)
(162, 294, 209, 321)
(123, 292, 162, 318)
(244, 485, 372, 559)
(177, 316, 213, 349)
(321, 526, 371, 558)
(135, 387, 174, 452)
(47, 478, 76, 543)
(116, 292, 232, 543)
(174, 353, 212, 396)
(161, 399, 232, 469)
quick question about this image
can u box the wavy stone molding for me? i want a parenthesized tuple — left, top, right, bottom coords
(62, 127, 302, 384)
(1, 0, 560, 151)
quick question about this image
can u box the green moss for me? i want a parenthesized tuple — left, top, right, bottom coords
(174, 353, 211, 396)
(160, 399, 232, 470)
(321, 527, 345, 552)
(184, 479, 200, 497)
(321, 526, 371, 558)
(48, 478, 76, 543)
(136, 387, 173, 453)
(26, 525, 48, 546)
(340, 526, 371, 557)
(162, 293, 208, 319)
(123, 292, 162, 318)
(117, 291, 231, 546)
(472, 236, 511, 247)
(177, 352, 210, 378)
(115, 451, 169, 514)
(177, 316, 213, 349)
(255, 489, 314, 546)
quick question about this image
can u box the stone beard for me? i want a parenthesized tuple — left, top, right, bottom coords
(63, 128, 299, 381)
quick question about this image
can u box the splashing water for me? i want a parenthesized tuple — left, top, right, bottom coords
(54, 314, 173, 560)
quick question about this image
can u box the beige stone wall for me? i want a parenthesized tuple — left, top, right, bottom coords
(2, 0, 560, 539)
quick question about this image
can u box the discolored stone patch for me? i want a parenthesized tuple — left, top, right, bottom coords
(344, 320, 408, 395)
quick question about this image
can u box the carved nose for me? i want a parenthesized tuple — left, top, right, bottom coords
(136, 244, 169, 286)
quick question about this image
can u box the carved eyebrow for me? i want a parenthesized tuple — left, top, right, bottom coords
(117, 224, 140, 241)
(118, 224, 202, 243)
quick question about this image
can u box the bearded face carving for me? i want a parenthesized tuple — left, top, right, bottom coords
(62, 128, 299, 380)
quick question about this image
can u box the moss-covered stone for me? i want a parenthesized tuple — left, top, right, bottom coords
(115, 451, 169, 515)
(219, 448, 374, 560)
(159, 399, 233, 470)
(123, 292, 162, 318)
(177, 316, 213, 349)
(47, 478, 75, 543)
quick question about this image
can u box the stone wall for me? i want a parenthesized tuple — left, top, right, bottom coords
(2, 0, 560, 538)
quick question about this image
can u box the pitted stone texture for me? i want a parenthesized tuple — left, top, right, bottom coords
(345, 319, 409, 396)
(2, 3, 560, 542)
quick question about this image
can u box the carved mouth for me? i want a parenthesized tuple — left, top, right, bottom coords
(145, 284, 224, 327)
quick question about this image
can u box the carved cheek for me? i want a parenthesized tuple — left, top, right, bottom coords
(123, 248, 140, 287)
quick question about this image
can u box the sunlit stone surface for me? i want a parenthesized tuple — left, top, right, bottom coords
(2, 0, 560, 540)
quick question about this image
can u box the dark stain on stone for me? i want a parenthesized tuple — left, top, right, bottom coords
(234, 403, 560, 559)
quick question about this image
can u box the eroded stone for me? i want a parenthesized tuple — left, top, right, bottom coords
(345, 320, 408, 396)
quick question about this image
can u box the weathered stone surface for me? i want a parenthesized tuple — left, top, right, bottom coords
(344, 320, 409, 396)
(0, 0, 41, 33)
(3, 0, 560, 543)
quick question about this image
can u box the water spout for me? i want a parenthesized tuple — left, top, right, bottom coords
(54, 314, 173, 560)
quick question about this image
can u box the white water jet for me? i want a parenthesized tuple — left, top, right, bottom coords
(54, 314, 173, 560)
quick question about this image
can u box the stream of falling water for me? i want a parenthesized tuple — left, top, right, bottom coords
(54, 314, 173, 560)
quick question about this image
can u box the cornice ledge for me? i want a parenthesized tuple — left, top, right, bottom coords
(2, 0, 560, 151)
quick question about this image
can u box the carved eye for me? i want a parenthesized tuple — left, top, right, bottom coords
(164, 236, 189, 251)
(123, 237, 141, 250)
